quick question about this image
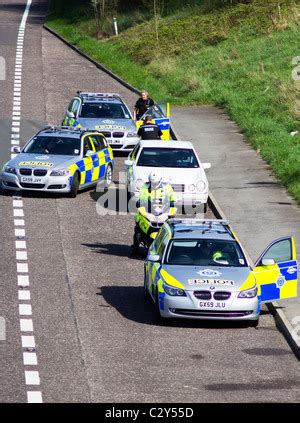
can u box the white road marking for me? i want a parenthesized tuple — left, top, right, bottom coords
(21, 335, 35, 348)
(16, 251, 28, 261)
(18, 290, 31, 301)
(17, 263, 28, 273)
(14, 208, 24, 217)
(10, 0, 42, 403)
(20, 319, 33, 332)
(23, 353, 38, 366)
(16, 240, 26, 249)
(15, 228, 26, 237)
(17, 275, 29, 286)
(27, 392, 42, 403)
(14, 219, 25, 226)
(25, 371, 40, 386)
(19, 304, 32, 316)
(13, 200, 23, 207)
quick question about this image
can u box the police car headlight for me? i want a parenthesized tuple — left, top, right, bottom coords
(188, 184, 196, 192)
(50, 169, 70, 177)
(135, 178, 144, 191)
(4, 165, 17, 174)
(127, 132, 138, 138)
(196, 180, 207, 192)
(163, 282, 186, 297)
(238, 286, 258, 298)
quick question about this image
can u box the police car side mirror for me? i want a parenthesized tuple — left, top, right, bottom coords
(125, 159, 133, 166)
(12, 146, 21, 154)
(148, 254, 160, 262)
(261, 258, 275, 266)
(203, 163, 211, 169)
(67, 110, 75, 118)
(85, 150, 94, 157)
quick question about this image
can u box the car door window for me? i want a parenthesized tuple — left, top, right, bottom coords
(129, 144, 140, 162)
(90, 135, 101, 152)
(83, 137, 94, 155)
(260, 239, 292, 264)
(72, 99, 80, 115)
(156, 229, 169, 260)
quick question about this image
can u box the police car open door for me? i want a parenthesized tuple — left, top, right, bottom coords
(137, 103, 171, 140)
(253, 236, 298, 303)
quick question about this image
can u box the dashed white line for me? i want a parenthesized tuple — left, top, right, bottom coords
(10, 0, 41, 403)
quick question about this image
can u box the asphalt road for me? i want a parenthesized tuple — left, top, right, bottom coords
(0, 0, 299, 403)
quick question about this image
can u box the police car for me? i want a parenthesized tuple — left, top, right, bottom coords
(144, 219, 298, 326)
(2, 126, 114, 197)
(62, 92, 140, 151)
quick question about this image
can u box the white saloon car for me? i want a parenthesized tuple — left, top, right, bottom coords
(125, 140, 211, 212)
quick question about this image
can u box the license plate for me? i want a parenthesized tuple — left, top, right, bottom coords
(109, 140, 121, 144)
(199, 301, 226, 309)
(20, 176, 42, 183)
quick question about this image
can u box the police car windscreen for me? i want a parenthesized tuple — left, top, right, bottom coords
(80, 103, 130, 119)
(24, 136, 81, 156)
(137, 148, 199, 168)
(165, 239, 247, 267)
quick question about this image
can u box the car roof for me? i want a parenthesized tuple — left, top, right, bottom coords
(77, 92, 123, 105)
(36, 126, 98, 139)
(167, 219, 236, 241)
(139, 140, 194, 149)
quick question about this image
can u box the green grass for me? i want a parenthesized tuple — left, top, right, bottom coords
(47, 0, 300, 203)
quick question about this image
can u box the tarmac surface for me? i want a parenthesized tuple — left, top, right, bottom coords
(0, 0, 299, 403)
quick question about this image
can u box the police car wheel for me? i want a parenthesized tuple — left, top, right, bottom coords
(69, 172, 79, 198)
(104, 164, 112, 187)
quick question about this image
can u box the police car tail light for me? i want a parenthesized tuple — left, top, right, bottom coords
(4, 165, 17, 174)
(196, 180, 207, 192)
(127, 132, 138, 138)
(238, 286, 258, 299)
(50, 169, 70, 177)
(135, 178, 144, 191)
(163, 282, 186, 297)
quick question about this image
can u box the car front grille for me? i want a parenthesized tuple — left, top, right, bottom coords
(20, 183, 45, 189)
(33, 169, 47, 177)
(100, 131, 111, 137)
(194, 291, 212, 300)
(213, 292, 231, 301)
(171, 309, 253, 318)
(113, 132, 124, 138)
(171, 184, 185, 192)
(19, 168, 32, 176)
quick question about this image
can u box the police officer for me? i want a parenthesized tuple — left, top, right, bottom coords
(137, 115, 163, 140)
(133, 90, 154, 121)
(132, 171, 176, 254)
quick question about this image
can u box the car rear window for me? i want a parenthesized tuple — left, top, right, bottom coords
(137, 148, 199, 168)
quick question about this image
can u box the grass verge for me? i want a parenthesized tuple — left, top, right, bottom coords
(47, 1, 300, 203)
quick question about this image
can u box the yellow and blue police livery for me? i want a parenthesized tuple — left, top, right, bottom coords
(136, 103, 171, 140)
(2, 126, 114, 198)
(144, 219, 298, 327)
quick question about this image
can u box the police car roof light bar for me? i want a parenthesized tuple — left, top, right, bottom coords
(78, 91, 120, 98)
(43, 125, 87, 132)
(170, 218, 230, 226)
